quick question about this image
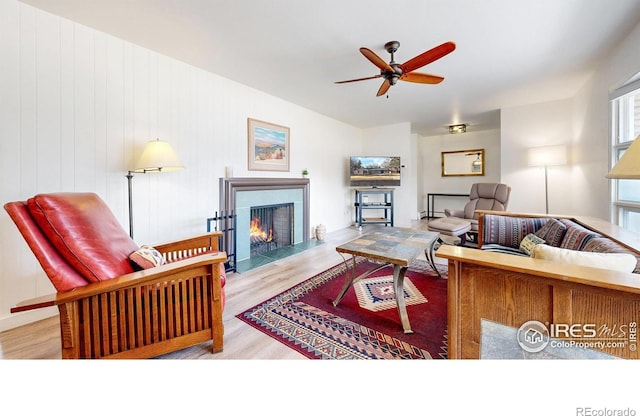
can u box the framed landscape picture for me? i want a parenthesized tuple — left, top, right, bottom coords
(247, 118, 290, 172)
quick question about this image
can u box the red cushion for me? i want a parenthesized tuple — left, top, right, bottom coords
(28, 193, 138, 283)
(4, 201, 90, 291)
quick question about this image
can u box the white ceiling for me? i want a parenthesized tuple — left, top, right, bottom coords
(20, 0, 640, 136)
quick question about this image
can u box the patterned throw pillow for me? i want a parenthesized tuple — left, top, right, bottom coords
(482, 215, 548, 249)
(534, 218, 567, 247)
(129, 245, 165, 271)
(520, 233, 546, 256)
(558, 220, 601, 251)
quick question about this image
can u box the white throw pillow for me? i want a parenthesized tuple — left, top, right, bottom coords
(531, 244, 637, 273)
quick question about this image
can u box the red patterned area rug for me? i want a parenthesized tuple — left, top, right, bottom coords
(237, 259, 448, 359)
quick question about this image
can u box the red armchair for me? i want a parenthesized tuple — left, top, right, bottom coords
(4, 192, 226, 359)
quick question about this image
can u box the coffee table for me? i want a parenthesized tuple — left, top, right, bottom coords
(332, 226, 441, 334)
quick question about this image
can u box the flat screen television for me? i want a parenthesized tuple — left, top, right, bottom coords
(349, 156, 401, 187)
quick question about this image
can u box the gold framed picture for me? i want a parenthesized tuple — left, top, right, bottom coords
(247, 118, 290, 172)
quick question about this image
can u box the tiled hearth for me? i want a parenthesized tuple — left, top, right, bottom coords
(236, 239, 322, 273)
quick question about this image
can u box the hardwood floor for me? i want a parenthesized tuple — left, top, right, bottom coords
(0, 221, 443, 359)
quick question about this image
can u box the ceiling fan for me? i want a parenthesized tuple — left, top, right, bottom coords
(335, 41, 456, 97)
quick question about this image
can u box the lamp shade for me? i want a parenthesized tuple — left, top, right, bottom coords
(607, 137, 640, 179)
(528, 145, 567, 167)
(134, 139, 184, 172)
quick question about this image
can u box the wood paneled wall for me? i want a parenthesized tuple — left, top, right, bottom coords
(0, 0, 363, 330)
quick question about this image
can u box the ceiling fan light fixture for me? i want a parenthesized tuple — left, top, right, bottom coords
(449, 123, 467, 134)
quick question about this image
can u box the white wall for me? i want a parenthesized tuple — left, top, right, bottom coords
(499, 19, 640, 220)
(361, 123, 418, 226)
(0, 0, 363, 330)
(418, 128, 502, 216)
(500, 99, 574, 215)
(570, 18, 640, 221)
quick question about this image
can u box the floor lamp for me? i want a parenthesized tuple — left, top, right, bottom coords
(127, 139, 184, 238)
(527, 144, 567, 214)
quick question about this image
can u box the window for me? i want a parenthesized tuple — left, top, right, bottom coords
(610, 77, 640, 233)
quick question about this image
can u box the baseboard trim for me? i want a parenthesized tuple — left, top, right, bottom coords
(0, 306, 57, 332)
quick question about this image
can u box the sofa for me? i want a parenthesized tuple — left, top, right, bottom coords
(478, 213, 640, 274)
(436, 210, 640, 359)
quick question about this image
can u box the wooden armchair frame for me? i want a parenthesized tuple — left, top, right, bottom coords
(11, 233, 227, 359)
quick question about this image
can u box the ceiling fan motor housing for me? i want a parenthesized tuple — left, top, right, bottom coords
(381, 64, 402, 85)
(384, 41, 402, 85)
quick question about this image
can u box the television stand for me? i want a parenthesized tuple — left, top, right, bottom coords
(353, 188, 394, 228)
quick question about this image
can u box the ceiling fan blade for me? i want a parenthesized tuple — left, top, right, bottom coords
(401, 41, 456, 74)
(376, 79, 391, 97)
(334, 74, 382, 84)
(400, 72, 444, 84)
(360, 47, 394, 72)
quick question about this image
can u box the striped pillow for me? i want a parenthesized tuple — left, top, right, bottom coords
(558, 220, 601, 251)
(480, 244, 530, 256)
(482, 215, 549, 249)
(534, 218, 567, 247)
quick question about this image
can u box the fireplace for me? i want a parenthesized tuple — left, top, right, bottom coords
(220, 177, 310, 262)
(250, 203, 294, 256)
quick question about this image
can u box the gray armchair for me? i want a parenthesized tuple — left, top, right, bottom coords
(445, 183, 511, 238)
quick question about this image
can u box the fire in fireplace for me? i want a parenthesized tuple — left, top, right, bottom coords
(249, 203, 294, 257)
(250, 217, 273, 243)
